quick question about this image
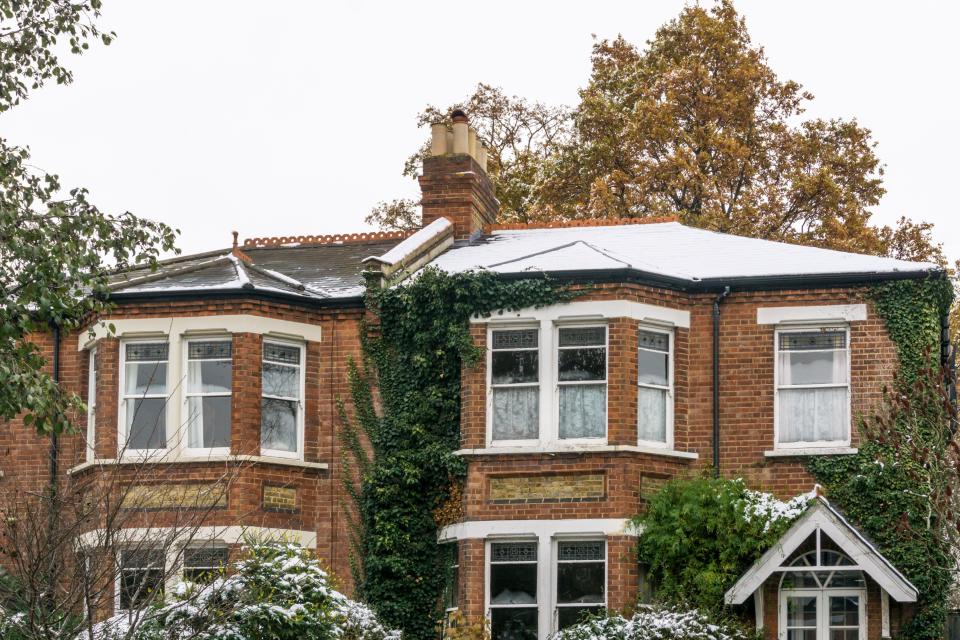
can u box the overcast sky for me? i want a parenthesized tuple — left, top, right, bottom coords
(4, 1, 958, 262)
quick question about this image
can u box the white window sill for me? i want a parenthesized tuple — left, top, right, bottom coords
(68, 455, 328, 475)
(455, 444, 698, 460)
(764, 447, 858, 458)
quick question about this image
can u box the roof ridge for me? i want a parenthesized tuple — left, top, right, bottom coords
(484, 215, 679, 233)
(243, 230, 413, 248)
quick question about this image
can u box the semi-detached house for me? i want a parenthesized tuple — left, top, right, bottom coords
(2, 110, 952, 640)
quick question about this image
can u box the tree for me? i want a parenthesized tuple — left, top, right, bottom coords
(0, 0, 178, 437)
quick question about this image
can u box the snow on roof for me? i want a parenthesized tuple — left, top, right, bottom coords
(426, 221, 938, 285)
(365, 218, 452, 266)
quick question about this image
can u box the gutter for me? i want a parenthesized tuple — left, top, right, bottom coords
(105, 289, 366, 310)
(712, 287, 731, 477)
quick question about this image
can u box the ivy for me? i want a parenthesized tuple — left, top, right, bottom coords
(339, 268, 572, 640)
(807, 276, 955, 640)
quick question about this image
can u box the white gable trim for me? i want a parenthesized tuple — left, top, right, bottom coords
(757, 304, 867, 325)
(724, 499, 918, 604)
(471, 300, 690, 329)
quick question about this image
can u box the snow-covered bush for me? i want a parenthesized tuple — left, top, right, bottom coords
(551, 607, 754, 640)
(90, 542, 400, 640)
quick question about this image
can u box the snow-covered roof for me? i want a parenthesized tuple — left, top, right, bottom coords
(426, 222, 938, 287)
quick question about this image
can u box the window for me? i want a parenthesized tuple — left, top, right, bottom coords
(779, 550, 865, 640)
(557, 326, 607, 440)
(776, 328, 850, 447)
(86, 347, 98, 463)
(118, 548, 165, 611)
(489, 542, 538, 640)
(555, 540, 605, 630)
(185, 340, 233, 453)
(121, 342, 169, 451)
(637, 329, 672, 446)
(443, 542, 460, 612)
(182, 546, 228, 584)
(491, 329, 540, 442)
(261, 341, 304, 457)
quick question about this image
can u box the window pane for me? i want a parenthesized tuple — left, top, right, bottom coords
(126, 398, 166, 450)
(264, 342, 300, 364)
(787, 596, 818, 627)
(638, 330, 668, 352)
(187, 396, 231, 449)
(187, 341, 232, 360)
(125, 362, 167, 396)
(557, 541, 604, 561)
(558, 606, 603, 630)
(183, 547, 228, 584)
(780, 571, 820, 589)
(557, 563, 604, 604)
(788, 631, 818, 640)
(492, 351, 539, 385)
(779, 387, 846, 443)
(491, 543, 537, 563)
(558, 348, 606, 382)
(493, 329, 538, 350)
(780, 331, 846, 351)
(125, 343, 169, 361)
(263, 362, 299, 398)
(442, 543, 459, 610)
(780, 350, 846, 386)
(558, 327, 605, 347)
(638, 387, 667, 443)
(492, 387, 539, 441)
(638, 349, 668, 386)
(490, 608, 537, 640)
(559, 385, 606, 439)
(829, 631, 858, 640)
(830, 596, 860, 626)
(120, 549, 165, 610)
(490, 564, 537, 604)
(261, 398, 297, 452)
(188, 360, 232, 394)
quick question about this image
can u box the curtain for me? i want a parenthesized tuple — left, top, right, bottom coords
(638, 387, 667, 443)
(779, 387, 846, 442)
(492, 387, 539, 440)
(779, 350, 846, 386)
(559, 385, 606, 439)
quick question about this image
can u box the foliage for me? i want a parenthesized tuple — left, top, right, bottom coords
(0, 1, 178, 435)
(340, 268, 571, 640)
(633, 476, 809, 613)
(77, 542, 399, 640)
(807, 276, 956, 640)
(551, 606, 756, 640)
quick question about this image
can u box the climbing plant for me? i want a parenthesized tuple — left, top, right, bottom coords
(807, 276, 956, 640)
(339, 268, 572, 640)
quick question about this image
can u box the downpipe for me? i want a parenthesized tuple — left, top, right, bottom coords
(712, 287, 731, 478)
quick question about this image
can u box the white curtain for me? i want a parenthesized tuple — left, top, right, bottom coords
(779, 387, 846, 442)
(779, 350, 846, 386)
(638, 387, 667, 443)
(492, 387, 539, 440)
(187, 397, 204, 448)
(559, 385, 606, 439)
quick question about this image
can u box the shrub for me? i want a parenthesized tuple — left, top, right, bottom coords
(550, 607, 755, 640)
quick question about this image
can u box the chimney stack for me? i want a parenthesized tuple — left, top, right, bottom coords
(419, 110, 498, 240)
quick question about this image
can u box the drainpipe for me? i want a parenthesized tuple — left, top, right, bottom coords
(943, 305, 957, 435)
(49, 323, 61, 488)
(46, 323, 62, 613)
(712, 287, 731, 478)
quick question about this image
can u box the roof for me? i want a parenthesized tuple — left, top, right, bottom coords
(426, 221, 939, 289)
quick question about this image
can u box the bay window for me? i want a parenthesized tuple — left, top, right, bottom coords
(491, 328, 540, 442)
(489, 541, 538, 640)
(775, 328, 850, 448)
(637, 328, 672, 446)
(261, 341, 304, 457)
(555, 540, 605, 629)
(557, 326, 607, 440)
(121, 342, 169, 451)
(185, 339, 233, 454)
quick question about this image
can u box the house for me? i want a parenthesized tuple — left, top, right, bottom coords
(0, 110, 952, 639)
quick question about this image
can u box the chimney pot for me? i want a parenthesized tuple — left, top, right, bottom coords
(451, 109, 468, 124)
(430, 123, 447, 155)
(452, 119, 469, 154)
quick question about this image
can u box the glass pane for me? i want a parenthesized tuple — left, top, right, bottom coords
(830, 596, 859, 626)
(780, 331, 846, 351)
(638, 330, 668, 353)
(261, 398, 297, 452)
(558, 327, 605, 347)
(490, 564, 537, 604)
(492, 351, 539, 384)
(125, 343, 169, 362)
(263, 342, 300, 364)
(126, 398, 166, 450)
(559, 385, 606, 439)
(188, 360, 232, 394)
(491, 543, 537, 563)
(493, 329, 538, 350)
(557, 563, 605, 604)
(187, 341, 232, 360)
(187, 396, 231, 449)
(558, 606, 603, 630)
(263, 362, 299, 398)
(492, 387, 539, 441)
(780, 571, 821, 589)
(638, 387, 667, 443)
(822, 551, 855, 566)
(779, 387, 846, 443)
(558, 348, 606, 381)
(558, 541, 604, 561)
(490, 608, 537, 640)
(443, 543, 459, 610)
(829, 631, 859, 640)
(787, 596, 818, 627)
(183, 547, 228, 584)
(781, 350, 846, 386)
(826, 571, 865, 588)
(788, 631, 818, 640)
(120, 568, 164, 609)
(125, 362, 167, 396)
(638, 350, 668, 386)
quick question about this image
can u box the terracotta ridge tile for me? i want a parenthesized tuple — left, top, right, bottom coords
(243, 230, 413, 249)
(484, 215, 679, 234)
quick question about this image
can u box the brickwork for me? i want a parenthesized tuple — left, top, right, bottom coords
(263, 485, 298, 512)
(419, 154, 498, 239)
(488, 473, 604, 503)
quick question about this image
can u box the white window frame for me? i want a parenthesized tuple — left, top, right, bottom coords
(773, 325, 851, 451)
(485, 538, 541, 640)
(636, 325, 674, 449)
(260, 339, 306, 460)
(778, 588, 866, 640)
(86, 347, 98, 463)
(551, 538, 607, 633)
(115, 546, 167, 614)
(180, 544, 229, 584)
(487, 324, 541, 447)
(182, 337, 233, 458)
(554, 323, 608, 445)
(118, 338, 171, 457)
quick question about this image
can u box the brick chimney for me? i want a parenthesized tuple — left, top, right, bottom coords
(419, 110, 499, 240)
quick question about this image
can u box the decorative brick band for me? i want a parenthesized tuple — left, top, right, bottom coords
(243, 230, 412, 248)
(121, 482, 227, 510)
(484, 215, 679, 233)
(489, 473, 605, 504)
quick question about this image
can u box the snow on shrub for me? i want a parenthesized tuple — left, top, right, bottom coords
(550, 607, 753, 640)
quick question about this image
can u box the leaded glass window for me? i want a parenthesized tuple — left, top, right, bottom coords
(489, 542, 537, 640)
(491, 328, 540, 442)
(555, 540, 605, 630)
(637, 328, 671, 445)
(185, 339, 232, 451)
(262, 341, 303, 456)
(557, 326, 606, 439)
(119, 548, 164, 610)
(122, 341, 169, 450)
(183, 546, 228, 584)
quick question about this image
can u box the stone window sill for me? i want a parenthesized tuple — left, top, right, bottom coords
(764, 447, 858, 458)
(67, 454, 328, 475)
(454, 444, 698, 460)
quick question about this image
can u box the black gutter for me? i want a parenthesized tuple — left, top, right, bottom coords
(712, 287, 730, 477)
(105, 289, 367, 310)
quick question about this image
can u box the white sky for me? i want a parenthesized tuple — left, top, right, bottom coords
(4, 1, 958, 262)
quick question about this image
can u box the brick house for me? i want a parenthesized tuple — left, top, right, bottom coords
(1, 110, 952, 639)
